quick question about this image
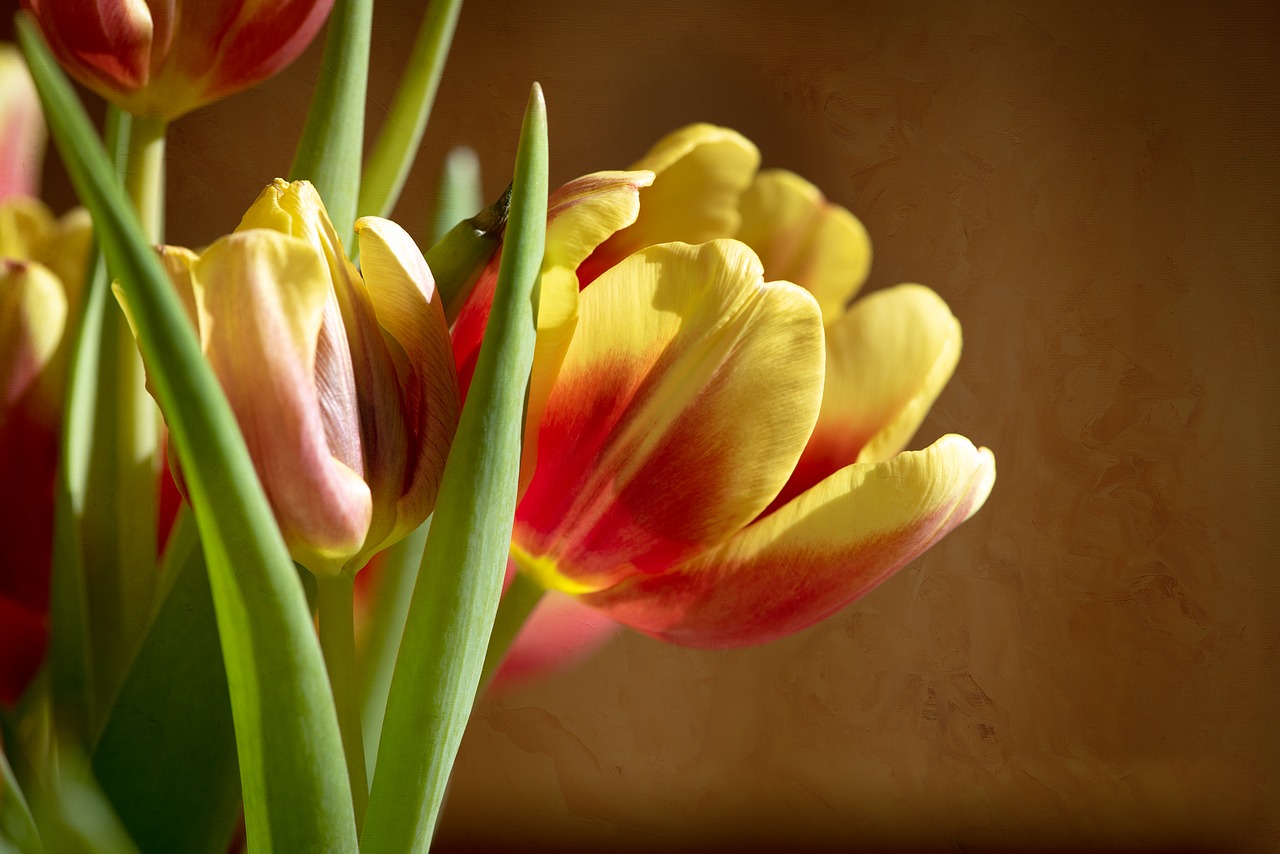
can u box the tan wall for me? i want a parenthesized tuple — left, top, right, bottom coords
(11, 0, 1279, 850)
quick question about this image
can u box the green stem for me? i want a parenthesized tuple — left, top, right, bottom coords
(358, 0, 464, 219)
(361, 83, 547, 854)
(357, 519, 429, 781)
(121, 115, 165, 241)
(477, 570, 545, 694)
(317, 572, 368, 830)
(89, 113, 166, 717)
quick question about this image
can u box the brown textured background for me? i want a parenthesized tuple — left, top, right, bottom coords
(12, 0, 1280, 850)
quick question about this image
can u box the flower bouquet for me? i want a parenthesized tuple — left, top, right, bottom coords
(0, 1, 994, 850)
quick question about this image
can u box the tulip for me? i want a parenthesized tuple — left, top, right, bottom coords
(128, 179, 459, 575)
(455, 125, 995, 649)
(20, 0, 335, 120)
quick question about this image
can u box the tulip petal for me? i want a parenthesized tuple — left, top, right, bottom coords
(585, 434, 996, 647)
(241, 180, 414, 570)
(34, 207, 92, 310)
(0, 44, 47, 201)
(451, 172, 651, 486)
(192, 229, 371, 573)
(0, 196, 55, 259)
(491, 590, 620, 688)
(174, 0, 336, 109)
(580, 124, 759, 283)
(515, 239, 824, 592)
(355, 216, 460, 553)
(736, 169, 872, 325)
(23, 0, 154, 93)
(768, 284, 963, 513)
(0, 258, 66, 413)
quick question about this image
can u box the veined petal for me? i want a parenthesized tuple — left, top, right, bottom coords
(240, 180, 412, 571)
(736, 169, 872, 325)
(354, 216, 460, 557)
(585, 434, 996, 647)
(580, 124, 759, 283)
(514, 239, 824, 592)
(767, 284, 963, 513)
(192, 229, 371, 574)
(0, 259, 66, 414)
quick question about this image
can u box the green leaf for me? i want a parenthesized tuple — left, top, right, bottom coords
(91, 509, 241, 854)
(289, 0, 373, 242)
(361, 83, 548, 853)
(0, 738, 41, 854)
(17, 17, 357, 852)
(359, 0, 464, 219)
(46, 107, 131, 743)
(357, 518, 430, 782)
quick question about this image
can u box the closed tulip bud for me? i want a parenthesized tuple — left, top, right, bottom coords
(121, 180, 460, 575)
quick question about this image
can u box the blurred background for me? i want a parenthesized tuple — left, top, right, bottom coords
(7, 0, 1278, 851)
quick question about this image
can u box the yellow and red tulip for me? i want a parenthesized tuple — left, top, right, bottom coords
(454, 124, 995, 649)
(133, 179, 460, 575)
(20, 0, 335, 120)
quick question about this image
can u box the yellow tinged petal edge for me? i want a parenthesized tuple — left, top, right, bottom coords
(584, 434, 996, 647)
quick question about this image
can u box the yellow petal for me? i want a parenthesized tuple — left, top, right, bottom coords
(585, 124, 760, 275)
(34, 207, 93, 311)
(192, 229, 371, 574)
(584, 434, 996, 647)
(515, 239, 824, 592)
(525, 170, 652, 489)
(354, 216, 460, 555)
(0, 259, 66, 416)
(736, 169, 872, 325)
(839, 284, 962, 464)
(0, 196, 55, 260)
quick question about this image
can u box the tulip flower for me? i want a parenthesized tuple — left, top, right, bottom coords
(455, 125, 995, 649)
(20, 0, 335, 120)
(132, 179, 459, 575)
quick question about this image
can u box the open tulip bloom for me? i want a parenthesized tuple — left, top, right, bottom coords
(0, 5, 994, 851)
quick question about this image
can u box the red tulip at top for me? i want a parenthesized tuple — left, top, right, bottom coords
(21, 0, 335, 120)
(453, 125, 995, 649)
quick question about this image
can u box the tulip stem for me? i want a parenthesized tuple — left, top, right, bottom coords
(122, 115, 165, 241)
(87, 112, 167, 714)
(477, 570, 546, 694)
(316, 571, 368, 830)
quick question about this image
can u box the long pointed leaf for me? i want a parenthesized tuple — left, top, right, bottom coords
(17, 17, 357, 852)
(91, 509, 240, 854)
(289, 0, 373, 241)
(362, 82, 547, 854)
